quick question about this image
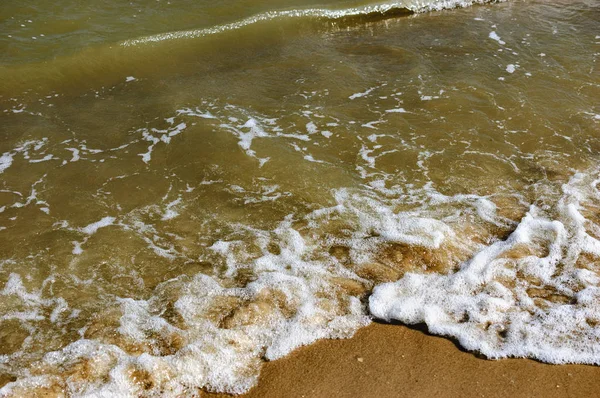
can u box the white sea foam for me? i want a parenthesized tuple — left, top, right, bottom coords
(3, 165, 600, 396)
(137, 120, 188, 163)
(180, 104, 282, 165)
(489, 31, 505, 45)
(29, 154, 54, 163)
(305, 121, 318, 134)
(0, 153, 13, 174)
(228, 118, 268, 153)
(66, 148, 80, 162)
(72, 241, 84, 255)
(370, 169, 600, 364)
(349, 86, 377, 100)
(162, 198, 182, 221)
(178, 107, 217, 119)
(80, 216, 116, 235)
(3, 209, 373, 395)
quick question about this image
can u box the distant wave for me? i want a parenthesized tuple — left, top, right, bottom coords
(0, 0, 502, 97)
(120, 0, 502, 47)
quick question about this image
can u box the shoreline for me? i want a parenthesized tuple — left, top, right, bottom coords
(205, 321, 600, 397)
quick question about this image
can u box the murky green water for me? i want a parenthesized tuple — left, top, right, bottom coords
(0, 0, 599, 396)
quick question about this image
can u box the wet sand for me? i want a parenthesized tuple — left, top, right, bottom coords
(206, 322, 600, 398)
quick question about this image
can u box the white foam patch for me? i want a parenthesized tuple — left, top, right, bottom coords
(303, 154, 325, 163)
(370, 169, 600, 364)
(4, 214, 372, 395)
(349, 86, 377, 100)
(66, 148, 80, 162)
(187, 107, 281, 166)
(80, 216, 116, 235)
(179, 108, 217, 119)
(133, 115, 192, 163)
(72, 241, 84, 255)
(0, 273, 73, 328)
(162, 198, 182, 221)
(226, 118, 268, 153)
(0, 152, 13, 174)
(305, 121, 318, 134)
(489, 31, 506, 45)
(362, 121, 383, 129)
(29, 154, 54, 163)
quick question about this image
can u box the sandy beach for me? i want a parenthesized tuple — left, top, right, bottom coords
(206, 322, 600, 398)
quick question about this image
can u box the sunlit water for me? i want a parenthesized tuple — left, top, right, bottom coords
(0, 0, 599, 395)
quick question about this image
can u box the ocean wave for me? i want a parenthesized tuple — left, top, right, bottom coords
(120, 0, 503, 47)
(3, 160, 598, 395)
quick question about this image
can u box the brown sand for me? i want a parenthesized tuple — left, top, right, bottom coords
(204, 321, 600, 398)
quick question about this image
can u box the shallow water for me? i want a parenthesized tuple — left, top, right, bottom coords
(0, 0, 599, 395)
